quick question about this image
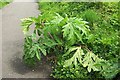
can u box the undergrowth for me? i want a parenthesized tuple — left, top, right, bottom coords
(21, 2, 120, 80)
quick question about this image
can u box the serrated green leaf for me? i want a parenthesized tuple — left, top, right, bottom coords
(64, 47, 84, 67)
(30, 52, 35, 58)
(38, 46, 47, 56)
(64, 58, 73, 67)
(62, 23, 71, 38)
(62, 16, 89, 45)
(87, 66, 91, 72)
(51, 13, 64, 24)
(21, 17, 35, 34)
(36, 51, 40, 60)
(42, 37, 58, 48)
(63, 47, 78, 57)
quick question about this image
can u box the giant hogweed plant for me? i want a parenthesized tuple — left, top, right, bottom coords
(21, 13, 119, 79)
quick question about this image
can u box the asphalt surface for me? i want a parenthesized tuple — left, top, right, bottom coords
(0, 8, 2, 79)
(1, 2, 52, 78)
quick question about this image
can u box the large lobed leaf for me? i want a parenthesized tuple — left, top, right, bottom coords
(62, 16, 89, 45)
(63, 46, 119, 78)
(64, 47, 84, 67)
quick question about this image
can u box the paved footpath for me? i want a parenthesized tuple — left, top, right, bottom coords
(1, 1, 52, 78)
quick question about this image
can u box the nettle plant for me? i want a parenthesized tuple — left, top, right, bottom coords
(21, 13, 119, 79)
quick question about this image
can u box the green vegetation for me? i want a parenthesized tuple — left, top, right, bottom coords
(21, 2, 120, 80)
(0, 0, 12, 9)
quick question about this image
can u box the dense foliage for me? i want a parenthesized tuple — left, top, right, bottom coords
(21, 2, 120, 80)
(0, 0, 12, 9)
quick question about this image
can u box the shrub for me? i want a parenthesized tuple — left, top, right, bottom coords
(21, 2, 120, 79)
